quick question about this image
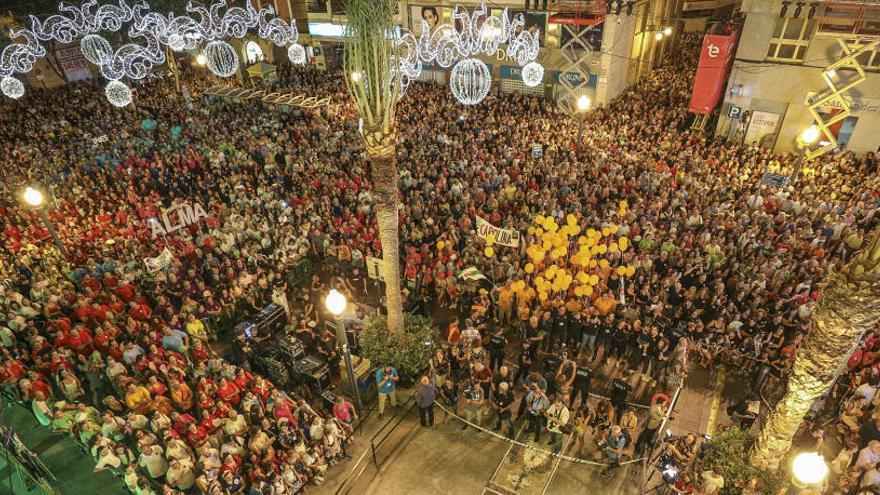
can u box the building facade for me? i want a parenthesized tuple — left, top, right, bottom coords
(716, 0, 880, 155)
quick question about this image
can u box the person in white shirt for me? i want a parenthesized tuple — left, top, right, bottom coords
(139, 445, 168, 478)
(94, 446, 121, 472)
(165, 458, 196, 491)
(701, 466, 725, 495)
(857, 441, 880, 471)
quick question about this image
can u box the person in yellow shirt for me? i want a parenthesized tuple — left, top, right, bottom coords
(125, 382, 153, 415)
(185, 314, 209, 342)
(498, 285, 514, 323)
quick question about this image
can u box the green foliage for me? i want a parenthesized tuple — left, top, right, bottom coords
(700, 428, 786, 495)
(359, 313, 434, 382)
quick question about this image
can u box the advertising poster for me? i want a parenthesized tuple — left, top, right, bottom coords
(410, 5, 451, 37)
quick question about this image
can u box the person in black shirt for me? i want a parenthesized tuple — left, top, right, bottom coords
(439, 377, 459, 425)
(567, 311, 583, 351)
(569, 358, 592, 409)
(580, 314, 599, 358)
(514, 341, 532, 386)
(493, 381, 515, 437)
(549, 306, 569, 352)
(486, 326, 508, 373)
(595, 313, 615, 361)
(609, 378, 632, 420)
(610, 320, 629, 365)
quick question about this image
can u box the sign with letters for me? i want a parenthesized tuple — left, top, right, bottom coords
(727, 105, 742, 120)
(532, 145, 543, 158)
(475, 216, 520, 247)
(366, 256, 384, 281)
(149, 202, 209, 239)
(144, 247, 173, 272)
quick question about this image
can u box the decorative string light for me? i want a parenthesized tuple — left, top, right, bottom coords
(450, 57, 491, 105)
(80, 34, 114, 65)
(105, 79, 133, 107)
(204, 40, 239, 77)
(521, 61, 544, 87)
(1, 76, 25, 99)
(287, 43, 306, 65)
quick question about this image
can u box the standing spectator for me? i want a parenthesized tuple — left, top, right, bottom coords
(545, 395, 570, 453)
(493, 381, 515, 437)
(524, 383, 550, 443)
(415, 376, 437, 427)
(461, 379, 485, 431)
(375, 366, 399, 420)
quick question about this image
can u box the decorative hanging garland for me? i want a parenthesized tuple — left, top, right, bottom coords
(80, 34, 114, 65)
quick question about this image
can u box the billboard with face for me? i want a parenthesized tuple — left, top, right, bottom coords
(410, 5, 450, 37)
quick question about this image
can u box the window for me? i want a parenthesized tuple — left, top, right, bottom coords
(855, 45, 880, 71)
(245, 41, 264, 64)
(766, 17, 815, 62)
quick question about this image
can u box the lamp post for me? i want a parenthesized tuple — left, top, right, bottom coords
(576, 94, 591, 151)
(789, 125, 821, 185)
(325, 289, 362, 410)
(22, 186, 67, 257)
(791, 452, 829, 488)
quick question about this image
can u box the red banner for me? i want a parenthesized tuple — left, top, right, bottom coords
(688, 31, 739, 115)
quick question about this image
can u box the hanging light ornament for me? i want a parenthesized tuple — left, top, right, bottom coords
(105, 80, 133, 107)
(1, 76, 24, 99)
(521, 61, 544, 87)
(287, 43, 306, 65)
(167, 33, 186, 52)
(204, 40, 239, 77)
(80, 34, 114, 65)
(450, 57, 491, 105)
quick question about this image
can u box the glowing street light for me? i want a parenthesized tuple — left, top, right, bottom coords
(791, 452, 828, 487)
(325, 289, 361, 410)
(22, 186, 67, 256)
(325, 289, 347, 316)
(800, 125, 820, 145)
(576, 95, 591, 112)
(655, 32, 664, 41)
(663, 26, 673, 36)
(23, 186, 44, 207)
(195, 53, 207, 66)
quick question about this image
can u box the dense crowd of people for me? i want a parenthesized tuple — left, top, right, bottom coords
(0, 24, 878, 495)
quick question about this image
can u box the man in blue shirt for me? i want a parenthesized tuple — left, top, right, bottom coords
(376, 366, 399, 420)
(161, 328, 189, 353)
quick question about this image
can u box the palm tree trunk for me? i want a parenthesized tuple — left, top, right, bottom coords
(750, 230, 880, 470)
(364, 126, 404, 334)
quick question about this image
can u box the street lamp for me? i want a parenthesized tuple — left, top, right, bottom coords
(663, 26, 673, 36)
(655, 32, 664, 41)
(22, 186, 67, 257)
(576, 95, 591, 151)
(325, 289, 362, 410)
(789, 125, 821, 184)
(791, 452, 828, 487)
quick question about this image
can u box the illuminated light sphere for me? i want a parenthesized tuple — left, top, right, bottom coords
(325, 289, 347, 316)
(663, 26, 673, 36)
(450, 57, 491, 106)
(80, 34, 114, 65)
(23, 187, 44, 206)
(791, 452, 829, 486)
(105, 80, 133, 107)
(196, 53, 207, 66)
(204, 40, 239, 78)
(655, 32, 664, 41)
(801, 125, 820, 145)
(288, 43, 306, 65)
(167, 33, 186, 52)
(1, 76, 24, 99)
(521, 62, 544, 87)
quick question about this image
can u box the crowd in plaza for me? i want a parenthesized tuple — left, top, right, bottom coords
(0, 25, 878, 495)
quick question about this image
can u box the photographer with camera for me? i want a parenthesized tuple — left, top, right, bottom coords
(461, 379, 485, 431)
(599, 425, 628, 477)
(670, 433, 698, 467)
(545, 395, 570, 453)
(525, 383, 550, 443)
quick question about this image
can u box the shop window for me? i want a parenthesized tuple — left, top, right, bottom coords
(766, 17, 815, 62)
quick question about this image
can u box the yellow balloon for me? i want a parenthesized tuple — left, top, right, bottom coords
(586, 228, 596, 238)
(610, 225, 619, 234)
(547, 222, 559, 233)
(619, 237, 629, 251)
(536, 228, 544, 236)
(599, 259, 610, 269)
(598, 244, 607, 255)
(610, 242, 619, 253)
(542, 240, 552, 251)
(589, 259, 598, 268)
(578, 236, 587, 245)
(539, 292, 548, 302)
(625, 266, 636, 277)
(437, 241, 445, 249)
(616, 266, 627, 276)
(527, 226, 536, 235)
(542, 218, 554, 231)
(602, 227, 611, 237)
(566, 214, 577, 226)
(590, 245, 600, 255)
(583, 285, 593, 296)
(533, 251, 545, 263)
(535, 215, 545, 225)
(535, 276, 546, 286)
(574, 286, 583, 297)
(589, 274, 599, 285)
(525, 263, 535, 274)
(485, 247, 494, 257)
(576, 271, 588, 282)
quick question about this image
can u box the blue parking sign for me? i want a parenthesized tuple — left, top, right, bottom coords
(728, 105, 742, 119)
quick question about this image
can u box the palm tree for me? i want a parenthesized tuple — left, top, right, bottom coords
(343, 0, 405, 333)
(750, 227, 880, 469)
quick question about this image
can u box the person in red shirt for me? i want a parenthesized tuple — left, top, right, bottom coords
(218, 378, 242, 406)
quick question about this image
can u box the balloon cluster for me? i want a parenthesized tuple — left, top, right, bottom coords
(509, 203, 637, 304)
